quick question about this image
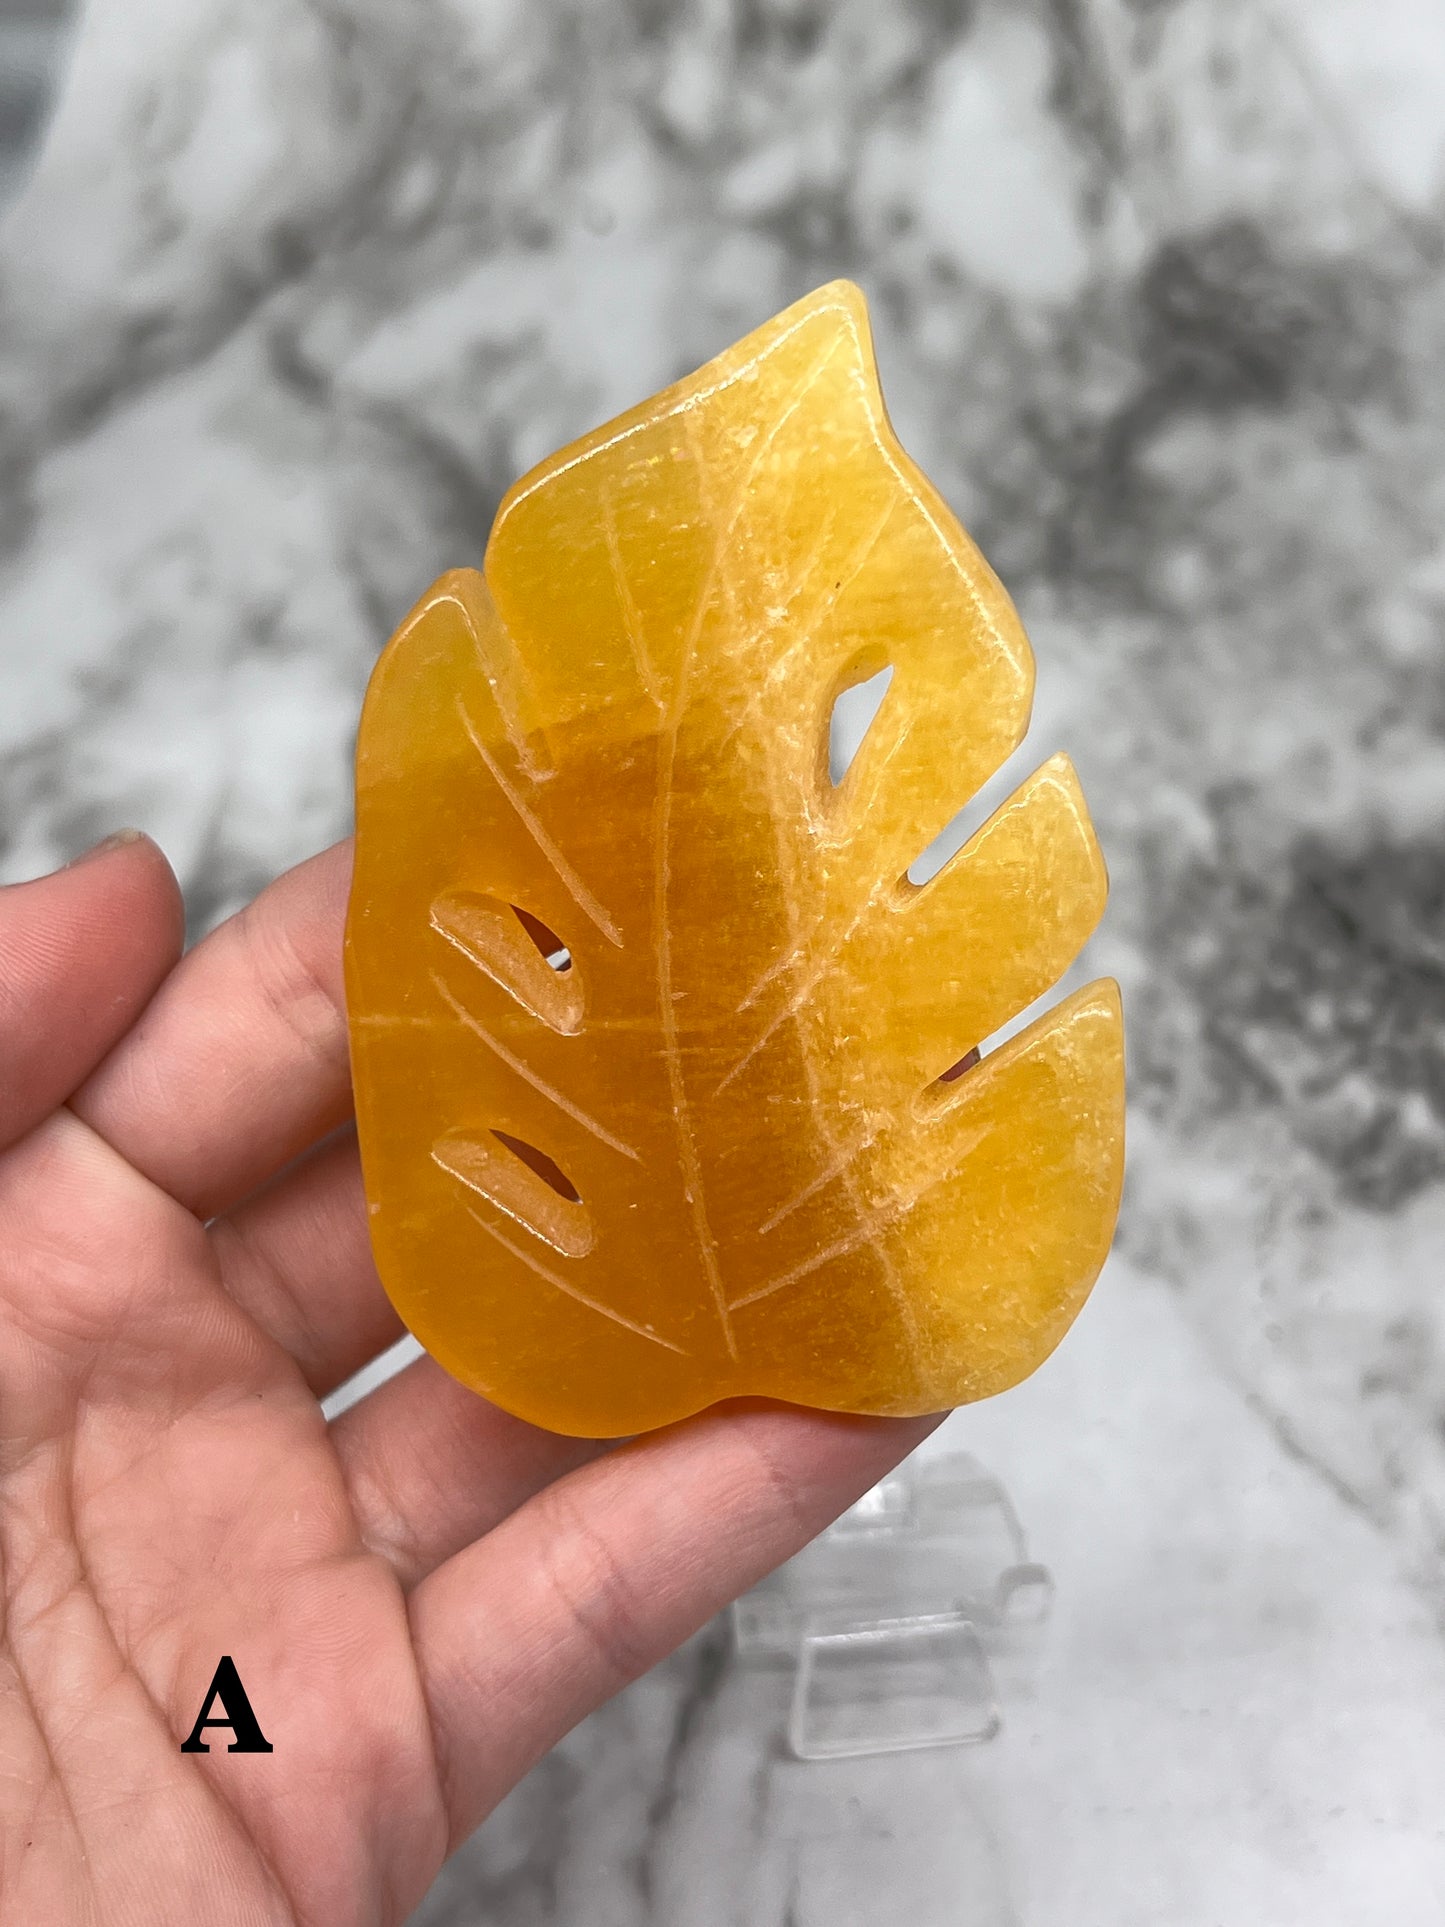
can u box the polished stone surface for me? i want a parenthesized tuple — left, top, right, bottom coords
(347, 286, 1122, 1433)
(2, 0, 1443, 1918)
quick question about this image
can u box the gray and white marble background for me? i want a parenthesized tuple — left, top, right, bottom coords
(3, 0, 1445, 1920)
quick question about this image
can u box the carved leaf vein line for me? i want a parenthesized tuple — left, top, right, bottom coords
(431, 972, 641, 1163)
(728, 1118, 995, 1312)
(648, 332, 852, 1361)
(754, 1124, 881, 1238)
(602, 491, 665, 712)
(455, 584, 550, 782)
(464, 1206, 688, 1356)
(456, 695, 623, 947)
(710, 494, 897, 776)
(715, 884, 881, 1097)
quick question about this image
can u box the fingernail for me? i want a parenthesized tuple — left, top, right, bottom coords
(64, 829, 149, 869)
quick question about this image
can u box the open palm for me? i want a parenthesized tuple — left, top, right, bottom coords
(0, 833, 935, 1925)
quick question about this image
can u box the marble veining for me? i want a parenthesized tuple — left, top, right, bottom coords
(2, 0, 1443, 1919)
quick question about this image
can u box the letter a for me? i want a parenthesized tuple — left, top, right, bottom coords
(180, 1655, 273, 1754)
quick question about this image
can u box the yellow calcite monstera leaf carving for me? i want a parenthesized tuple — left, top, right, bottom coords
(345, 281, 1124, 1437)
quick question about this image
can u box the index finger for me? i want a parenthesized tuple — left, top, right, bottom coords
(71, 839, 355, 1219)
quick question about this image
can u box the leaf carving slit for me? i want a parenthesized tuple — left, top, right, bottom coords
(490, 1130, 582, 1201)
(514, 906, 572, 972)
(432, 1133, 593, 1259)
(939, 1047, 981, 1083)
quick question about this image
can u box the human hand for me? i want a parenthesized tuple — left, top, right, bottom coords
(0, 833, 937, 1925)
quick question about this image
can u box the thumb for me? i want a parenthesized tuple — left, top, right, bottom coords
(0, 832, 185, 1154)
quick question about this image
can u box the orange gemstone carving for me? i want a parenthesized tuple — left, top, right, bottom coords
(345, 281, 1124, 1436)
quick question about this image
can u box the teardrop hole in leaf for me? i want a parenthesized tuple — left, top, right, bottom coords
(829, 663, 894, 786)
(490, 1131, 582, 1203)
(513, 906, 572, 972)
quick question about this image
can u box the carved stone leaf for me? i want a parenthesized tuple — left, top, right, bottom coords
(345, 281, 1125, 1436)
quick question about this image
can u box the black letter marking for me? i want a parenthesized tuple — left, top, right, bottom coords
(180, 1656, 273, 1754)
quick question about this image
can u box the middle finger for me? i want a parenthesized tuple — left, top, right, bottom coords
(208, 1127, 404, 1394)
(329, 1354, 609, 1587)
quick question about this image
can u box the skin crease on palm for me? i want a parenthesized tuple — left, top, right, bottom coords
(0, 829, 940, 1927)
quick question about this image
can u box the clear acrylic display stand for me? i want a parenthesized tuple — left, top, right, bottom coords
(731, 1452, 1052, 1760)
(787, 1612, 1000, 1759)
